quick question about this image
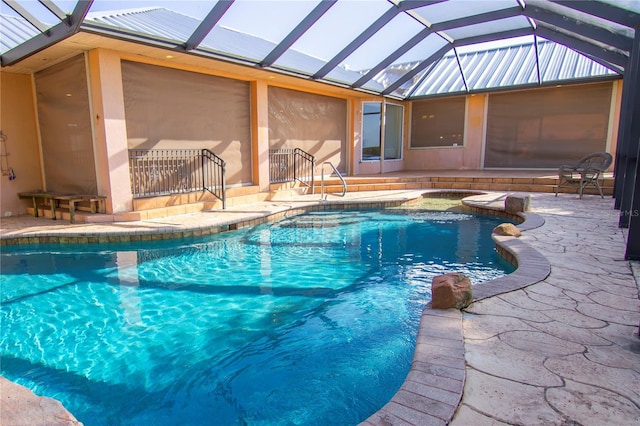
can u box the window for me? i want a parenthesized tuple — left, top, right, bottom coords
(410, 97, 465, 148)
(361, 102, 403, 161)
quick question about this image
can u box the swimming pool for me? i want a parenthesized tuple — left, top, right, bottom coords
(1, 208, 514, 425)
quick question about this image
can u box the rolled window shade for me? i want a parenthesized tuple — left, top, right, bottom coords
(268, 86, 347, 173)
(35, 54, 97, 194)
(485, 83, 612, 168)
(121, 61, 252, 185)
(410, 97, 465, 148)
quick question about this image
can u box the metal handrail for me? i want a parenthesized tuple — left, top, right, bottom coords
(202, 149, 226, 209)
(269, 148, 316, 194)
(320, 162, 347, 200)
(128, 148, 226, 209)
(293, 148, 315, 194)
(128, 148, 203, 197)
(269, 148, 294, 183)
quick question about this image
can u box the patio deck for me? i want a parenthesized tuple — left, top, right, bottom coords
(1, 189, 638, 426)
(9, 169, 615, 225)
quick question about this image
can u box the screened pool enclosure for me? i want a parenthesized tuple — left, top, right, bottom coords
(1, 0, 639, 258)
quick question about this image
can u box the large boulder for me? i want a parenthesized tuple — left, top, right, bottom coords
(493, 223, 521, 237)
(505, 195, 531, 214)
(431, 273, 473, 309)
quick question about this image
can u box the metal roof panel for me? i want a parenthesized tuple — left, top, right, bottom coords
(409, 39, 616, 97)
(0, 14, 40, 54)
(1, 1, 630, 98)
(85, 8, 197, 43)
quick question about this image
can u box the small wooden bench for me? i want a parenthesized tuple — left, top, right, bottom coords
(18, 191, 107, 223)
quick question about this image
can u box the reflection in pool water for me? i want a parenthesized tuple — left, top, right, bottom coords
(1, 209, 514, 425)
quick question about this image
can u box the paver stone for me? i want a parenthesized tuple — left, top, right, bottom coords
(546, 379, 640, 426)
(462, 313, 536, 340)
(587, 290, 640, 311)
(542, 308, 608, 328)
(451, 403, 511, 426)
(465, 298, 553, 323)
(499, 330, 584, 356)
(524, 320, 611, 346)
(464, 336, 563, 386)
(576, 302, 640, 326)
(460, 368, 564, 425)
(545, 354, 640, 403)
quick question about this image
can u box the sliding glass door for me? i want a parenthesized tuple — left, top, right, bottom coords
(362, 101, 403, 161)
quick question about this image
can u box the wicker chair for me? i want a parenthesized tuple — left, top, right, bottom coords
(555, 152, 613, 198)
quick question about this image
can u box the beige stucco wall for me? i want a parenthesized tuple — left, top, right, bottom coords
(87, 49, 133, 213)
(0, 72, 43, 217)
(606, 79, 623, 166)
(252, 79, 270, 191)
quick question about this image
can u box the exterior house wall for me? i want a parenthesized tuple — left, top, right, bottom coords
(3, 46, 625, 218)
(352, 100, 364, 175)
(252, 79, 270, 192)
(607, 80, 622, 163)
(0, 72, 43, 217)
(465, 94, 486, 169)
(403, 83, 621, 171)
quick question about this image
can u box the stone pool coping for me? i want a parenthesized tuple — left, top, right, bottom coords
(0, 190, 551, 425)
(361, 193, 550, 425)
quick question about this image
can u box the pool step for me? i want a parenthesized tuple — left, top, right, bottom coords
(276, 212, 365, 228)
(114, 185, 267, 222)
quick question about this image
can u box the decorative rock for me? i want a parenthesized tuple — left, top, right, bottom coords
(493, 223, 521, 237)
(431, 273, 473, 309)
(505, 195, 531, 214)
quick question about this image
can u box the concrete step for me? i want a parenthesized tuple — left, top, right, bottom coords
(314, 176, 614, 195)
(30, 176, 613, 223)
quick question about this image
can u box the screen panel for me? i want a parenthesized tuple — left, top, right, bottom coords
(268, 86, 347, 172)
(410, 97, 466, 148)
(121, 61, 252, 185)
(35, 54, 97, 194)
(485, 82, 612, 168)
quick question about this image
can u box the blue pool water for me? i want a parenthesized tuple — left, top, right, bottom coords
(1, 209, 514, 425)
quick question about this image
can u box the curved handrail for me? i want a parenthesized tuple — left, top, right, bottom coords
(294, 148, 315, 194)
(202, 148, 226, 209)
(320, 162, 347, 200)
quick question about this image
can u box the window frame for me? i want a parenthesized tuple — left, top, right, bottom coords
(361, 100, 404, 162)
